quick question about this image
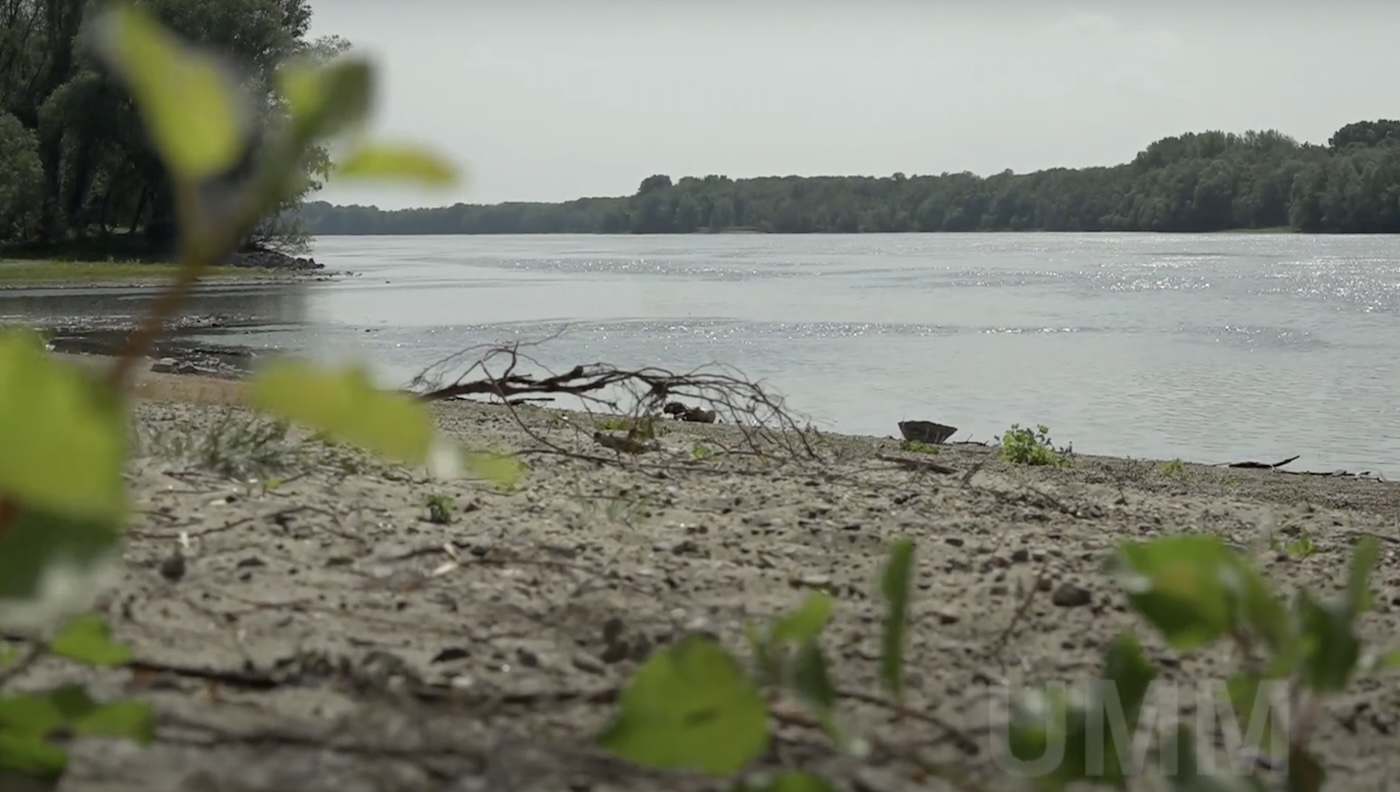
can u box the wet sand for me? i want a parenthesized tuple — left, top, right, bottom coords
(17, 360, 1400, 792)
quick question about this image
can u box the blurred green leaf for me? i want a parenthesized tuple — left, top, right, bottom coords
(1223, 674, 1286, 759)
(50, 614, 130, 667)
(789, 642, 836, 714)
(0, 506, 122, 634)
(89, 4, 246, 180)
(878, 538, 914, 698)
(71, 700, 154, 745)
(0, 730, 67, 780)
(0, 693, 67, 736)
(768, 593, 832, 647)
(1002, 686, 1078, 791)
(334, 143, 457, 186)
(460, 449, 524, 489)
(248, 360, 433, 465)
(733, 771, 840, 792)
(0, 330, 126, 522)
(1108, 536, 1243, 650)
(277, 57, 373, 143)
(1343, 537, 1379, 616)
(1295, 590, 1360, 692)
(1103, 633, 1156, 732)
(597, 635, 769, 775)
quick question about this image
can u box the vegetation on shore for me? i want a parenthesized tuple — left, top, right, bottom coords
(302, 120, 1400, 236)
(0, 0, 348, 260)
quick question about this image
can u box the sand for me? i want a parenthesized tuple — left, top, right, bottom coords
(11, 363, 1400, 792)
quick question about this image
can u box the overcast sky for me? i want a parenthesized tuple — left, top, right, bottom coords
(306, 1, 1400, 209)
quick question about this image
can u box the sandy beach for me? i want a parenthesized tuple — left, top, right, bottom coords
(15, 357, 1400, 792)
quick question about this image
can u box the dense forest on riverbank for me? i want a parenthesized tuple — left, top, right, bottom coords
(302, 120, 1400, 235)
(0, 0, 343, 257)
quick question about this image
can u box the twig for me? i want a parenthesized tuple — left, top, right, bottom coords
(834, 687, 982, 756)
(875, 453, 957, 475)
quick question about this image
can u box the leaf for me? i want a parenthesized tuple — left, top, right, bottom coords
(1001, 686, 1078, 790)
(1102, 633, 1156, 732)
(597, 635, 769, 775)
(248, 360, 434, 465)
(878, 538, 914, 697)
(0, 506, 123, 634)
(0, 692, 68, 736)
(50, 614, 131, 667)
(1223, 674, 1287, 758)
(0, 731, 67, 780)
(1343, 537, 1379, 616)
(460, 450, 524, 489)
(1108, 536, 1246, 651)
(89, 4, 247, 180)
(71, 700, 155, 745)
(334, 143, 457, 186)
(1295, 590, 1360, 692)
(277, 57, 374, 144)
(768, 593, 832, 647)
(0, 329, 126, 521)
(733, 771, 840, 792)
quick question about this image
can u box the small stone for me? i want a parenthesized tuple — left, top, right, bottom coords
(572, 653, 606, 675)
(599, 641, 630, 664)
(790, 573, 832, 590)
(944, 536, 966, 548)
(1010, 548, 1031, 563)
(1051, 582, 1092, 608)
(430, 647, 471, 664)
(516, 648, 540, 667)
(935, 609, 960, 625)
(159, 553, 186, 582)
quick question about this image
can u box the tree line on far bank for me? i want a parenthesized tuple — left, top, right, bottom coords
(300, 120, 1400, 236)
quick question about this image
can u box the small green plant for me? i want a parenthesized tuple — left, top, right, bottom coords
(426, 493, 455, 524)
(996, 423, 1072, 467)
(691, 443, 715, 460)
(1160, 457, 1186, 477)
(1003, 535, 1398, 792)
(599, 415, 670, 440)
(898, 439, 941, 455)
(136, 410, 303, 480)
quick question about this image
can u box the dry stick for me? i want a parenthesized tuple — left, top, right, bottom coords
(987, 560, 1050, 664)
(834, 687, 982, 757)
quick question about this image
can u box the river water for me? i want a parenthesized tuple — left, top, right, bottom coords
(5, 233, 1399, 475)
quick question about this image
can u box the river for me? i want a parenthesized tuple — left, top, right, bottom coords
(6, 232, 1398, 475)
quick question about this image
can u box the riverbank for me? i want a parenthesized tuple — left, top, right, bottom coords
(0, 259, 339, 290)
(16, 356, 1400, 791)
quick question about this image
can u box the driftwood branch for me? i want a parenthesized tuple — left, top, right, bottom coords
(407, 334, 821, 462)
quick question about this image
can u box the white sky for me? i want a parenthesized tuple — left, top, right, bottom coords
(305, 0, 1400, 209)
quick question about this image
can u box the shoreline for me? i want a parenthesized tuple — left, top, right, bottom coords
(53, 345, 1399, 482)
(0, 266, 345, 291)
(17, 349, 1400, 791)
